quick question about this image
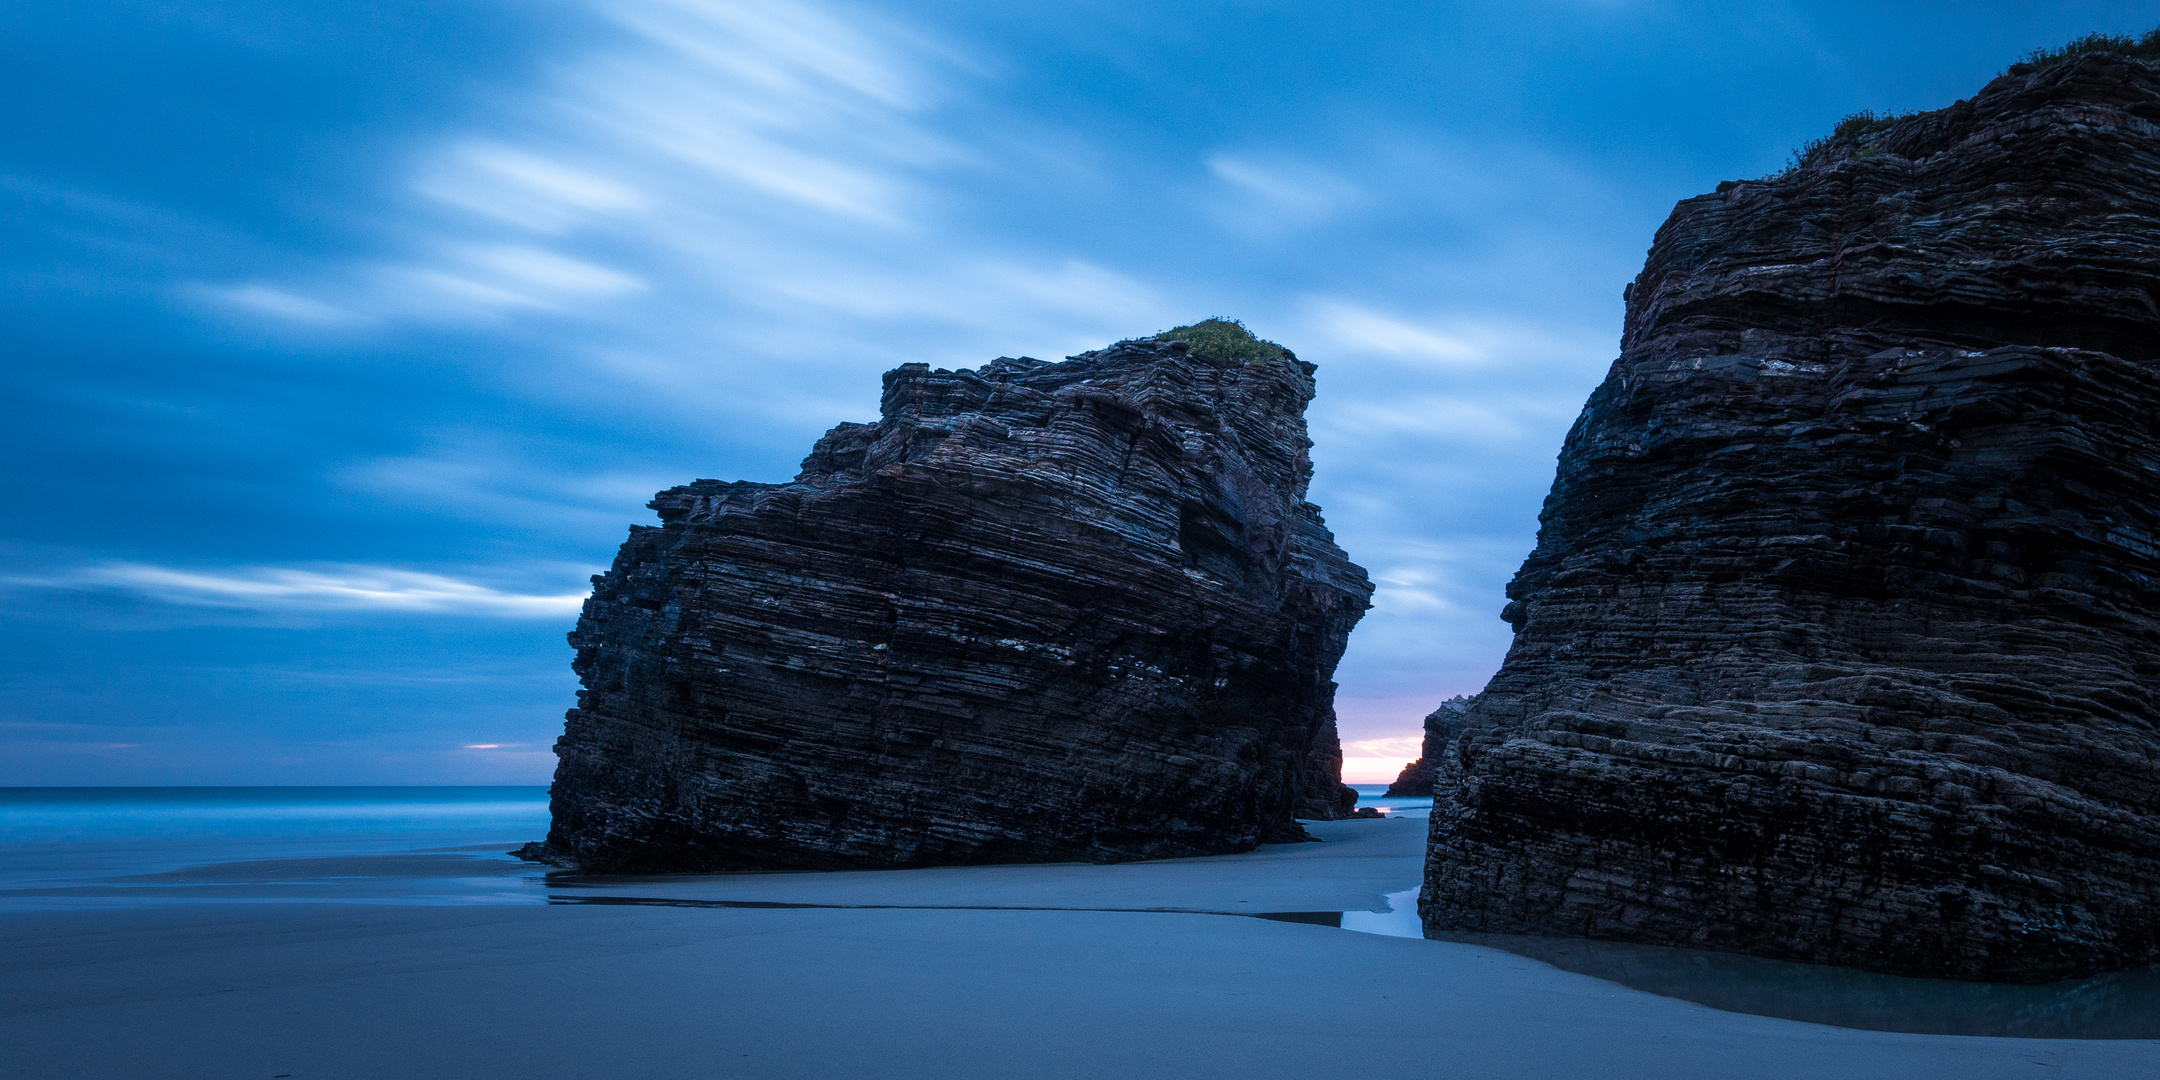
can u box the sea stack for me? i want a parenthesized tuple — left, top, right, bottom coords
(1423, 53, 2160, 981)
(542, 321, 1372, 872)
(1385, 695, 1471, 797)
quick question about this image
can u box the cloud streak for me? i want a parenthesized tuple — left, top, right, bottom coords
(13, 563, 590, 618)
(206, 0, 969, 329)
(1205, 153, 1363, 233)
(8, 0, 1725, 782)
(174, 0, 1627, 742)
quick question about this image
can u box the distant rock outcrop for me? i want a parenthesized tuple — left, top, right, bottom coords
(1382, 760, 1434, 799)
(540, 322, 1372, 872)
(1424, 53, 2160, 982)
(1385, 695, 1471, 797)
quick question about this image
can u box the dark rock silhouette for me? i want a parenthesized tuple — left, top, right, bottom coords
(1383, 754, 1434, 800)
(1385, 695, 1471, 797)
(1424, 53, 2160, 982)
(540, 323, 1372, 872)
(1298, 715, 1360, 820)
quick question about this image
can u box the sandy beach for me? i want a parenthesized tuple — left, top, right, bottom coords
(5, 812, 2156, 1079)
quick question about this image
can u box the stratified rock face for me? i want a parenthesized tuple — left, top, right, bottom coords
(1386, 696, 1471, 797)
(547, 332, 1372, 873)
(1424, 53, 2160, 982)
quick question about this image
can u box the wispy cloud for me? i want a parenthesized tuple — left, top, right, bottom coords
(205, 0, 964, 328)
(189, 0, 1179, 400)
(1205, 153, 1362, 232)
(145, 0, 1640, 755)
(11, 563, 590, 617)
(178, 664, 569, 688)
(338, 450, 672, 530)
(17, 0, 2021, 785)
(414, 141, 649, 234)
(1346, 735, 1423, 760)
(1296, 297, 1613, 372)
(215, 284, 375, 326)
(1302, 300, 1488, 366)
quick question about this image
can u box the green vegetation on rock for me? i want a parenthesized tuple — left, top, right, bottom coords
(1772, 26, 2160, 179)
(1151, 319, 1289, 364)
(1779, 109, 1920, 174)
(2017, 28, 2160, 70)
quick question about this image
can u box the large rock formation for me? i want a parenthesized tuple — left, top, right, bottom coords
(1297, 715, 1361, 819)
(1385, 695, 1471, 797)
(542, 322, 1372, 872)
(1424, 53, 2160, 982)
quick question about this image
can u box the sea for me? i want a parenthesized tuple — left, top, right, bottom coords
(0, 785, 553, 911)
(3, 783, 2156, 1040)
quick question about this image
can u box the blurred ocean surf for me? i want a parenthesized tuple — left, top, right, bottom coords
(0, 786, 550, 910)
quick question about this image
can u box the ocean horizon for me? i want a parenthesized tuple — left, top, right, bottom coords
(0, 785, 552, 911)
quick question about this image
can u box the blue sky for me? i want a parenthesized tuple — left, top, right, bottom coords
(3, 0, 2150, 785)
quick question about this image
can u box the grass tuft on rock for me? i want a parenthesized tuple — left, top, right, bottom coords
(2017, 28, 2160, 69)
(1151, 318, 1288, 364)
(1780, 109, 1920, 175)
(1770, 25, 2160, 179)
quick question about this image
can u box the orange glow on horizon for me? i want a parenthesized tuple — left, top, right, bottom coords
(1341, 756, 1417, 785)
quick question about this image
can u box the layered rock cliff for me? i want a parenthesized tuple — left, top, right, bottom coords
(542, 322, 1372, 872)
(1385, 695, 1471, 797)
(1424, 53, 2160, 982)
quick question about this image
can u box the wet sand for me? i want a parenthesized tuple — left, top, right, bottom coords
(3, 815, 2155, 1079)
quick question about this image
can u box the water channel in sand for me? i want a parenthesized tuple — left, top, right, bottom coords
(1262, 880, 2160, 1041)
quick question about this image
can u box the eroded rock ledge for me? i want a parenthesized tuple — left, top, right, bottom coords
(541, 325, 1372, 872)
(1423, 53, 2160, 982)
